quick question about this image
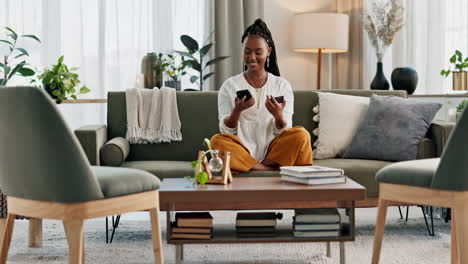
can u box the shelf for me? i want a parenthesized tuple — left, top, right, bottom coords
(167, 222, 353, 244)
(61, 99, 107, 104)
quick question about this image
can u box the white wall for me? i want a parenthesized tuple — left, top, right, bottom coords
(264, 0, 337, 90)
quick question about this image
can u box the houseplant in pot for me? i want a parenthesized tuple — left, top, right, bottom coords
(362, 0, 404, 90)
(440, 50, 468, 91)
(38, 55, 90, 103)
(156, 52, 188, 91)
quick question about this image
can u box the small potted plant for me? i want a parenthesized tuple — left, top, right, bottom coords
(188, 139, 224, 185)
(155, 52, 188, 91)
(441, 50, 468, 91)
(456, 100, 468, 121)
(38, 55, 90, 103)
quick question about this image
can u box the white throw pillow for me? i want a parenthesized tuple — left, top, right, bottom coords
(313, 93, 370, 160)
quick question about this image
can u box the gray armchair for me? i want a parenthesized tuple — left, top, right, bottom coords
(0, 87, 163, 263)
(372, 107, 468, 264)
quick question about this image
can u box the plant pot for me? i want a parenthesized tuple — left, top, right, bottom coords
(453, 72, 468, 91)
(370, 62, 389, 90)
(165, 80, 182, 91)
(141, 52, 163, 89)
(391, 67, 418, 95)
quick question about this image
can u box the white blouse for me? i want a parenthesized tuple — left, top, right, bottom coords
(218, 72, 294, 161)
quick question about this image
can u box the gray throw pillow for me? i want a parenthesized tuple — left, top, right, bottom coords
(342, 95, 441, 161)
(100, 137, 130, 166)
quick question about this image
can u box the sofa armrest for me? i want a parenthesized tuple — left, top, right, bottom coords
(75, 124, 108, 165)
(428, 120, 455, 157)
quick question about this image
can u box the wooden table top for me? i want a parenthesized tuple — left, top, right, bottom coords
(159, 177, 366, 210)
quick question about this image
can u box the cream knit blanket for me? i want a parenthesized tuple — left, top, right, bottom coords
(125, 87, 182, 144)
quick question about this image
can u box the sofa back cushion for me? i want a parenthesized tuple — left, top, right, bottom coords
(108, 90, 407, 161)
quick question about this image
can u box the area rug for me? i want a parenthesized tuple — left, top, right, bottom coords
(6, 208, 450, 263)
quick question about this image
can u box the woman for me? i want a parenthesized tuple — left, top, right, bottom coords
(211, 19, 313, 172)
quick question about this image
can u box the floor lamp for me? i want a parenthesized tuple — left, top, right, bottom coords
(292, 13, 349, 90)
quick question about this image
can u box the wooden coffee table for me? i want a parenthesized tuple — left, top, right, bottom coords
(159, 177, 366, 264)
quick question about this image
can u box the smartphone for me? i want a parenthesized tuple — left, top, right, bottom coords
(236, 89, 252, 101)
(274, 96, 284, 104)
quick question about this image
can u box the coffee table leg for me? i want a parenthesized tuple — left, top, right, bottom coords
(340, 241, 345, 264)
(326, 242, 331, 257)
(175, 244, 183, 264)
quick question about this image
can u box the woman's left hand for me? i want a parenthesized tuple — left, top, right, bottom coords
(265, 95, 286, 119)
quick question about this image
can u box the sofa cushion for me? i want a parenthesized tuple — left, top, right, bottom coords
(343, 95, 441, 161)
(314, 158, 392, 198)
(314, 93, 369, 159)
(92, 166, 160, 198)
(100, 137, 130, 166)
(122, 161, 194, 179)
(376, 158, 439, 188)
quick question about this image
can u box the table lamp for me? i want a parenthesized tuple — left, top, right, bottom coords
(292, 13, 349, 90)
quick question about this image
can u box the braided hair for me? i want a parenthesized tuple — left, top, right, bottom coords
(241, 18, 280, 76)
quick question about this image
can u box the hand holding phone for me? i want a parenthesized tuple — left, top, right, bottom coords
(274, 96, 284, 104)
(236, 89, 252, 101)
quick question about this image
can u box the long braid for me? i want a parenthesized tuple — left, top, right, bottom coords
(241, 19, 281, 77)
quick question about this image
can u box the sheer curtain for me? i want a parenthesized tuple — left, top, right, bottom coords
(0, 0, 208, 128)
(364, 0, 468, 94)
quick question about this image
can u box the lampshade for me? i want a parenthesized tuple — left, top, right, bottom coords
(292, 13, 349, 53)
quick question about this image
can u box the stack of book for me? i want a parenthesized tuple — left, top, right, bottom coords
(293, 208, 341, 238)
(171, 212, 213, 239)
(280, 166, 346, 185)
(235, 212, 280, 237)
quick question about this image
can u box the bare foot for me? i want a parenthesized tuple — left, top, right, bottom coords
(250, 163, 279, 171)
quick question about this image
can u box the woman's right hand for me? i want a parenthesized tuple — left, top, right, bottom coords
(233, 96, 255, 113)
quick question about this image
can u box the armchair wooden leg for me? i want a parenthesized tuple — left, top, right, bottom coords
(454, 204, 468, 264)
(29, 218, 43, 248)
(451, 208, 458, 264)
(149, 207, 164, 264)
(0, 219, 6, 244)
(63, 220, 84, 264)
(0, 214, 15, 264)
(372, 199, 389, 264)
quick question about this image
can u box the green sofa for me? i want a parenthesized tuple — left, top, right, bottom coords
(74, 89, 454, 200)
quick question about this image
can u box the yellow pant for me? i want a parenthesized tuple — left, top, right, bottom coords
(210, 126, 313, 172)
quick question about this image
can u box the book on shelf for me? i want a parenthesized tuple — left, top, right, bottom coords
(235, 212, 280, 227)
(293, 222, 341, 231)
(294, 208, 341, 223)
(176, 212, 213, 228)
(281, 175, 346, 185)
(171, 226, 212, 234)
(293, 230, 340, 238)
(236, 226, 277, 233)
(171, 233, 212, 240)
(280, 166, 344, 178)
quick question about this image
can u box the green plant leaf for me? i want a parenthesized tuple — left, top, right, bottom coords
(3, 65, 11, 75)
(190, 75, 199, 83)
(191, 160, 201, 168)
(80, 85, 90, 94)
(0, 39, 13, 46)
(456, 50, 462, 61)
(18, 67, 35, 76)
(5, 27, 17, 40)
(0, 79, 5, 86)
(21, 34, 41, 43)
(465, 57, 468, 62)
(185, 59, 201, 71)
(71, 94, 77, 99)
(196, 172, 208, 184)
(15, 47, 29, 56)
(70, 67, 79, 71)
(205, 56, 229, 67)
(14, 53, 26, 59)
(199, 43, 213, 57)
(7, 61, 26, 79)
(203, 72, 215, 80)
(58, 55, 64, 64)
(450, 55, 457, 63)
(180, 35, 199, 52)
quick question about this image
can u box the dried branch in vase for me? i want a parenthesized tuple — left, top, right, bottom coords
(363, 0, 405, 62)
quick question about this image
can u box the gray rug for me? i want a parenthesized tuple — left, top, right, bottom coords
(6, 208, 450, 263)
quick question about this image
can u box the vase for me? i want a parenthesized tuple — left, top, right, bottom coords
(370, 62, 389, 90)
(391, 67, 418, 95)
(141, 52, 163, 89)
(453, 72, 468, 91)
(165, 80, 182, 91)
